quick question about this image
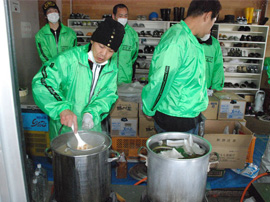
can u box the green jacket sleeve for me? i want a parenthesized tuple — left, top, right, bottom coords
(32, 55, 73, 120)
(141, 44, 182, 116)
(211, 42, 224, 91)
(35, 34, 50, 64)
(82, 63, 118, 126)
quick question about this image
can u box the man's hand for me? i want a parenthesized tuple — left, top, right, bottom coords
(60, 109, 78, 133)
(82, 113, 94, 130)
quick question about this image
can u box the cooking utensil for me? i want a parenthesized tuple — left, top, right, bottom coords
(46, 131, 120, 202)
(66, 131, 105, 155)
(138, 132, 219, 202)
(71, 124, 90, 150)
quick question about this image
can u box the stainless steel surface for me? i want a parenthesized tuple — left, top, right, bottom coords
(51, 132, 118, 202)
(52, 131, 110, 156)
(142, 132, 212, 202)
(67, 130, 105, 154)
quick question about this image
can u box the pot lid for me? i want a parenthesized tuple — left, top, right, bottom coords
(50, 131, 111, 156)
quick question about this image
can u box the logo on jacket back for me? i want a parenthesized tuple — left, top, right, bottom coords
(122, 45, 131, 51)
(205, 56, 213, 63)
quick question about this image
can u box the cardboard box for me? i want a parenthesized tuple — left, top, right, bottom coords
(21, 111, 49, 132)
(24, 131, 50, 157)
(139, 102, 144, 116)
(244, 95, 255, 103)
(202, 96, 219, 120)
(110, 99, 138, 118)
(139, 115, 157, 138)
(214, 92, 246, 120)
(204, 120, 253, 169)
(239, 119, 247, 126)
(110, 117, 138, 137)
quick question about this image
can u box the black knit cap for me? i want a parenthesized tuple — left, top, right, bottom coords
(42, 1, 60, 16)
(91, 18, 125, 52)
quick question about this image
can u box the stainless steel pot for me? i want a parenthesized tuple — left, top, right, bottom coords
(138, 132, 218, 202)
(46, 131, 119, 202)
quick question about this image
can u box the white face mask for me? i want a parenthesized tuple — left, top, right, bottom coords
(117, 18, 127, 26)
(200, 34, 211, 41)
(47, 13, 59, 24)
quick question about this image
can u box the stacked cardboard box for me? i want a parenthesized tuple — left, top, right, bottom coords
(110, 99, 138, 137)
(202, 96, 219, 120)
(21, 109, 50, 157)
(202, 92, 255, 169)
(214, 91, 246, 120)
(202, 92, 247, 124)
(204, 120, 253, 169)
(138, 102, 157, 138)
(110, 99, 157, 160)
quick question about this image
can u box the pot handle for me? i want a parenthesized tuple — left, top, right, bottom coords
(107, 150, 120, 163)
(208, 152, 220, 172)
(138, 146, 148, 160)
(44, 147, 53, 159)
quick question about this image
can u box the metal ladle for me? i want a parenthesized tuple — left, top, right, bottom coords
(71, 124, 90, 150)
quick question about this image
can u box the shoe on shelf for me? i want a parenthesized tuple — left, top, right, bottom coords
(244, 26, 251, 31)
(238, 26, 245, 31)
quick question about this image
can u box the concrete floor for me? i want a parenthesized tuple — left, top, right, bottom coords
(112, 185, 246, 201)
(245, 115, 270, 134)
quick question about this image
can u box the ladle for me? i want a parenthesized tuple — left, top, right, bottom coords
(71, 124, 89, 150)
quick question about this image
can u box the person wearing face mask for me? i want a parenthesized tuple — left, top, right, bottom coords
(198, 33, 224, 91)
(32, 18, 125, 140)
(141, 0, 222, 135)
(112, 4, 139, 85)
(35, 1, 77, 64)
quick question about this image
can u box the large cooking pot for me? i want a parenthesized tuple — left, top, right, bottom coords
(138, 132, 218, 202)
(46, 131, 119, 202)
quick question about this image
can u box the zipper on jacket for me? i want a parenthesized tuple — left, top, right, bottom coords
(151, 66, 170, 111)
(88, 69, 114, 104)
(117, 51, 120, 68)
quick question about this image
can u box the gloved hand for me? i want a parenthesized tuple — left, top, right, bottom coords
(82, 113, 94, 130)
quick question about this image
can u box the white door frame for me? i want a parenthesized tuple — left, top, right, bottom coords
(0, 1, 28, 201)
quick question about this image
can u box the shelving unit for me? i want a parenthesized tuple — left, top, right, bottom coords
(128, 20, 173, 81)
(216, 23, 269, 94)
(67, 19, 103, 45)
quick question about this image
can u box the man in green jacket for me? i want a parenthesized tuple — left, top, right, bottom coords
(35, 1, 77, 64)
(32, 18, 125, 140)
(141, 0, 221, 135)
(112, 4, 139, 85)
(198, 34, 224, 91)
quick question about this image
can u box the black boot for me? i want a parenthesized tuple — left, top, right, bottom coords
(174, 7, 180, 21)
(179, 7, 185, 21)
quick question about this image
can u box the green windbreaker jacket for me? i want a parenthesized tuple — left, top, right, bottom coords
(202, 36, 224, 90)
(32, 44, 118, 140)
(35, 23, 77, 64)
(112, 24, 139, 84)
(141, 21, 208, 118)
